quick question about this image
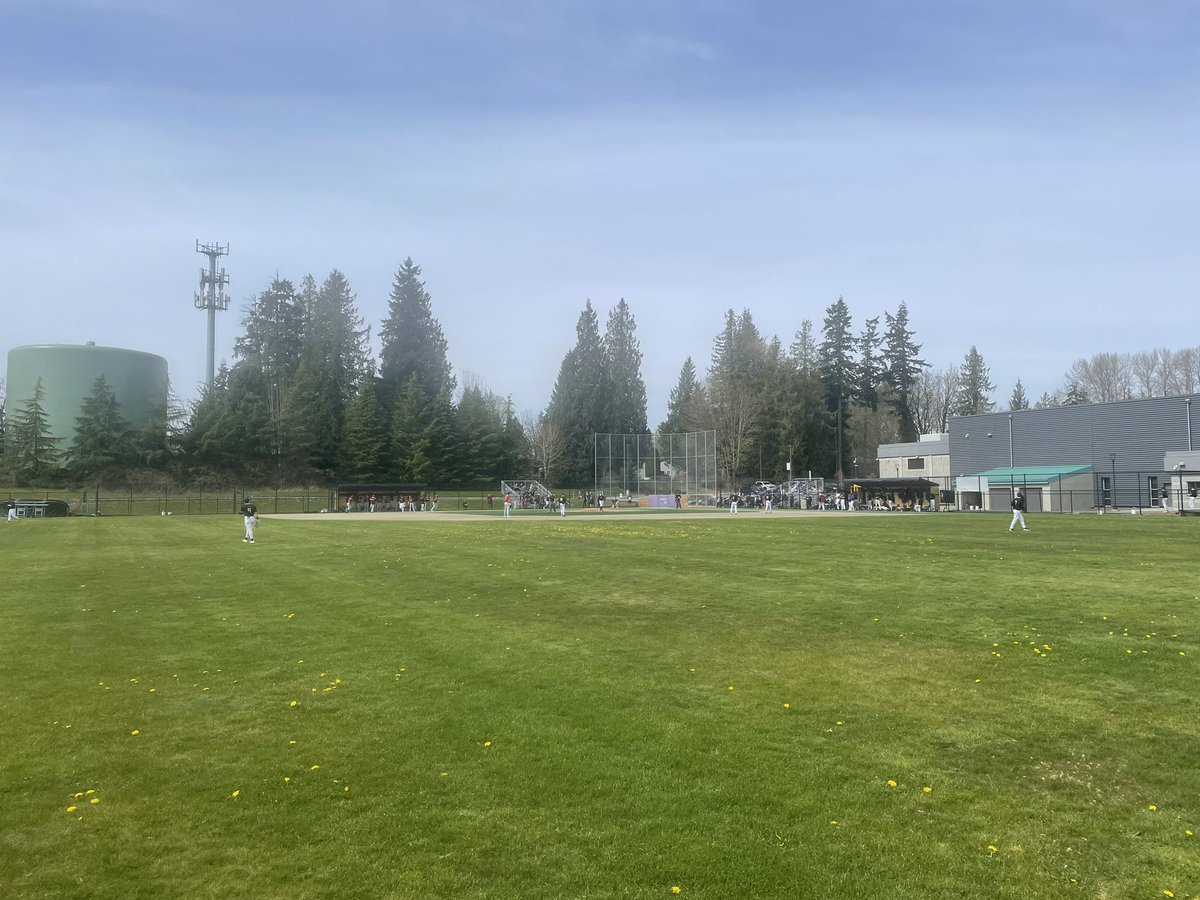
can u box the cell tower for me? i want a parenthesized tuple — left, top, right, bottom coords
(194, 241, 230, 387)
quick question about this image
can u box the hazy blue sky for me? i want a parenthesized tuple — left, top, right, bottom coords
(3, 0, 1197, 424)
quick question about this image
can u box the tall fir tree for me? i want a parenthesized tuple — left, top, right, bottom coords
(234, 277, 306, 382)
(855, 316, 884, 409)
(953, 346, 996, 416)
(789, 320, 818, 376)
(881, 302, 927, 440)
(378, 259, 455, 479)
(339, 368, 388, 481)
(293, 270, 371, 475)
(546, 300, 611, 484)
(378, 258, 455, 409)
(604, 298, 648, 435)
(659, 357, 698, 436)
(818, 297, 854, 478)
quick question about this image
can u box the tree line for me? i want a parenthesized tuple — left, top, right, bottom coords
(3, 258, 1199, 490)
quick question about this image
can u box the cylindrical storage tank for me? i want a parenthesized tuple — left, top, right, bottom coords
(5, 343, 169, 446)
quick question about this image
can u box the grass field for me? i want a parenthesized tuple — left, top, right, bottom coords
(2, 510, 1197, 899)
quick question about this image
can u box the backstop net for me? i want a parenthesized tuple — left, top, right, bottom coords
(594, 431, 718, 506)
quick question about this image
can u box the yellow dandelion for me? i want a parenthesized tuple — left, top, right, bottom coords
(310, 765, 320, 771)
(922, 786, 932, 794)
(835, 721, 844, 726)
(283, 777, 291, 783)
(483, 741, 492, 748)
(231, 790, 240, 798)
(783, 703, 790, 709)
(130, 729, 140, 736)
(343, 785, 350, 793)
(85, 789, 95, 795)
(1149, 804, 1158, 811)
(439, 772, 449, 777)
(727, 685, 734, 691)
(289, 700, 298, 708)
(1184, 830, 1193, 837)
(987, 844, 998, 853)
(829, 819, 838, 826)
(671, 888, 682, 895)
(74, 792, 84, 799)
(66, 806, 77, 813)
(89, 797, 100, 805)
(1162, 891, 1174, 898)
(886, 779, 897, 788)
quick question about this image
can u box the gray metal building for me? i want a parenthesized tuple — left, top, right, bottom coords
(948, 394, 1200, 510)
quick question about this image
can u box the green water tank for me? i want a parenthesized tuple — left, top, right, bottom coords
(5, 343, 169, 445)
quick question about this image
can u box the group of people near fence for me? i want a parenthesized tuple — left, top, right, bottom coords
(342, 494, 439, 513)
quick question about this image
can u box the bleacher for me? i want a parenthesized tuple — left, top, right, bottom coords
(500, 480, 554, 508)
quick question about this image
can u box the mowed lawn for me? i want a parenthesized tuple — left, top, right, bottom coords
(1, 511, 1197, 899)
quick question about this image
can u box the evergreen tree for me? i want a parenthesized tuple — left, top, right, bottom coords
(1063, 383, 1090, 406)
(659, 357, 698, 436)
(789, 320, 818, 376)
(546, 300, 612, 484)
(292, 270, 371, 475)
(1034, 390, 1062, 409)
(498, 398, 527, 479)
(68, 375, 135, 486)
(378, 259, 455, 478)
(234, 277, 306, 382)
(339, 370, 388, 481)
(3, 377, 63, 483)
(855, 316, 884, 409)
(881, 302, 927, 441)
(390, 376, 430, 482)
(818, 297, 854, 478)
(604, 298, 648, 435)
(378, 258, 455, 409)
(1008, 379, 1029, 411)
(455, 381, 506, 483)
(953, 346, 996, 416)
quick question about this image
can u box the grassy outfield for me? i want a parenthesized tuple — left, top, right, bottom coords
(1, 512, 1197, 899)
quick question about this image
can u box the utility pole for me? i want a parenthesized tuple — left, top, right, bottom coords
(194, 241, 230, 387)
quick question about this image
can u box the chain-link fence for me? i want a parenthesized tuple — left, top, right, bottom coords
(594, 431, 718, 505)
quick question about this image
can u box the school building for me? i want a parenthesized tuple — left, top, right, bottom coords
(878, 393, 1200, 513)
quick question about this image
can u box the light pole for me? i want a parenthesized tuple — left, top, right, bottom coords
(1179, 463, 1187, 515)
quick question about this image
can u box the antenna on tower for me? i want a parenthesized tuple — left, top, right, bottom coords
(194, 240, 230, 387)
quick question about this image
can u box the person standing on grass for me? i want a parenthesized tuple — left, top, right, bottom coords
(503, 492, 512, 519)
(5, 499, 17, 522)
(558, 495, 567, 517)
(241, 497, 259, 543)
(1009, 490, 1029, 532)
(729, 493, 739, 516)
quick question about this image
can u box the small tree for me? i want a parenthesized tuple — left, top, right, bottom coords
(3, 377, 63, 484)
(69, 376, 136, 507)
(1008, 379, 1029, 411)
(522, 411, 568, 484)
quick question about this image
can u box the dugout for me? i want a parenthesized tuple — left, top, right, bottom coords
(335, 483, 427, 512)
(845, 478, 938, 510)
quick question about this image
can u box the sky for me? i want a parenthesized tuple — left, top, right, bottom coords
(2, 0, 1198, 425)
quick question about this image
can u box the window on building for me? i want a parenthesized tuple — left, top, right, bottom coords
(906, 457, 925, 470)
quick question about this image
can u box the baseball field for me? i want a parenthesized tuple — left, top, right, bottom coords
(2, 510, 1196, 899)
